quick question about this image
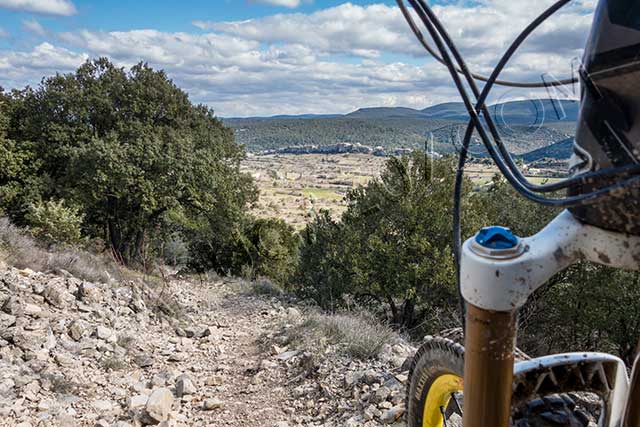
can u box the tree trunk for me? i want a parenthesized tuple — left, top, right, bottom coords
(386, 295, 399, 326)
(401, 298, 416, 329)
(134, 230, 145, 266)
(108, 220, 126, 264)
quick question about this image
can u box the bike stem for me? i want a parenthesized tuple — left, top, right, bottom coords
(460, 210, 640, 427)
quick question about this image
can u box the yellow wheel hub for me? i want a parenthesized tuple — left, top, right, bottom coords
(422, 374, 463, 427)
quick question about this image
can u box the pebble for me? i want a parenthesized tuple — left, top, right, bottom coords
(0, 264, 426, 427)
(202, 398, 224, 411)
(175, 374, 197, 397)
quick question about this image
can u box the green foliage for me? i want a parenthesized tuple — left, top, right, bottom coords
(472, 177, 640, 363)
(25, 199, 83, 245)
(160, 233, 190, 266)
(232, 218, 299, 285)
(478, 174, 559, 236)
(225, 117, 433, 151)
(0, 88, 45, 218)
(295, 153, 484, 328)
(524, 264, 640, 365)
(296, 210, 350, 310)
(294, 160, 640, 364)
(2, 58, 256, 266)
(224, 116, 572, 156)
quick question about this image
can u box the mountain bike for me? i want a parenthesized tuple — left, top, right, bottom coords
(396, 0, 640, 425)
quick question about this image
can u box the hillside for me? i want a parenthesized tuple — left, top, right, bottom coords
(422, 99, 579, 123)
(224, 99, 578, 156)
(519, 138, 574, 162)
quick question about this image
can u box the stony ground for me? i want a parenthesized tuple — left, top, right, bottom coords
(0, 265, 413, 427)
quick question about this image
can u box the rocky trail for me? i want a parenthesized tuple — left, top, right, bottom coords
(0, 265, 414, 426)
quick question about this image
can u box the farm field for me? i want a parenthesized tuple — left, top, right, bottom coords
(241, 153, 387, 229)
(241, 153, 564, 228)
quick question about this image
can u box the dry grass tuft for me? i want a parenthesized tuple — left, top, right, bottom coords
(283, 310, 396, 360)
(0, 217, 119, 283)
(250, 277, 284, 297)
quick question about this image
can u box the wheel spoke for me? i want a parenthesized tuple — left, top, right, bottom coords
(440, 406, 448, 427)
(451, 392, 463, 415)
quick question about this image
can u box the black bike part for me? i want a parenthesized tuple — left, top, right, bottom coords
(406, 336, 465, 427)
(569, 0, 640, 235)
(406, 337, 593, 427)
(512, 395, 590, 427)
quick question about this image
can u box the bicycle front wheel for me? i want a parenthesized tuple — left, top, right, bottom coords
(406, 336, 591, 427)
(406, 336, 464, 427)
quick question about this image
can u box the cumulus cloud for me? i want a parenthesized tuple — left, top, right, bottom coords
(0, 27, 8, 38)
(204, 2, 591, 71)
(0, 2, 594, 116)
(0, 42, 87, 89)
(22, 18, 46, 36)
(13, 25, 450, 116)
(0, 0, 76, 16)
(197, 4, 418, 58)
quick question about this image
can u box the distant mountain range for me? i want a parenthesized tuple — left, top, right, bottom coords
(224, 99, 579, 160)
(229, 99, 579, 123)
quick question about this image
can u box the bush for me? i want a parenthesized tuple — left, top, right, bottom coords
(25, 199, 83, 245)
(294, 154, 483, 328)
(5, 58, 256, 265)
(160, 233, 190, 266)
(291, 157, 640, 366)
(250, 277, 284, 297)
(230, 218, 300, 286)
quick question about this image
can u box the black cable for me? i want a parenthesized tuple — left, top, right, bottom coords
(396, 1, 577, 88)
(401, 0, 640, 208)
(400, 0, 640, 195)
(396, 0, 640, 326)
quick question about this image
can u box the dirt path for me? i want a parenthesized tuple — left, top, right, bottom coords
(191, 286, 295, 426)
(0, 269, 301, 427)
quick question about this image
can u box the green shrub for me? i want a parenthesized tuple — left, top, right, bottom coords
(6, 58, 256, 265)
(294, 154, 483, 328)
(25, 199, 83, 245)
(231, 218, 300, 286)
(161, 233, 190, 266)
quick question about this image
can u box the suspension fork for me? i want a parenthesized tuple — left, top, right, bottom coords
(625, 359, 640, 427)
(460, 211, 640, 427)
(462, 305, 517, 427)
(459, 225, 525, 427)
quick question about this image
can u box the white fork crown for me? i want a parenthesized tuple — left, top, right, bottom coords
(461, 209, 640, 312)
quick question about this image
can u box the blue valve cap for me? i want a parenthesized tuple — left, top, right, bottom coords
(475, 226, 519, 250)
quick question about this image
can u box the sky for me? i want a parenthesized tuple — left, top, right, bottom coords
(0, 0, 595, 117)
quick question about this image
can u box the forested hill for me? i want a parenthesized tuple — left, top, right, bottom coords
(224, 99, 579, 157)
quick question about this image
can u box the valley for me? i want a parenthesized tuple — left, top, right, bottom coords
(237, 98, 577, 228)
(241, 153, 564, 229)
(225, 99, 579, 155)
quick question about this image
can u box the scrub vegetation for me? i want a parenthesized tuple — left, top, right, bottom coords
(1, 59, 638, 365)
